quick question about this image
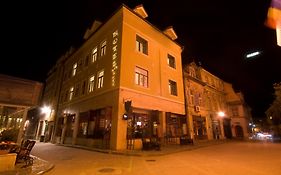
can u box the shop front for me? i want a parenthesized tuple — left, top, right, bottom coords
(193, 115, 208, 140)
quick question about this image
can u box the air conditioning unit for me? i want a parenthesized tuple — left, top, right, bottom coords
(194, 106, 200, 112)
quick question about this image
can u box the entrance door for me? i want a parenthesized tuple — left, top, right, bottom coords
(235, 125, 244, 138)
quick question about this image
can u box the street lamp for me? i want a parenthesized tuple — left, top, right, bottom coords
(218, 111, 225, 117)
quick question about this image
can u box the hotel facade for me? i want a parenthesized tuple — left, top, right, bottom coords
(39, 4, 251, 150)
(40, 5, 186, 150)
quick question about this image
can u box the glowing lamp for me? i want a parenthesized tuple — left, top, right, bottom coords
(41, 106, 51, 114)
(218, 111, 225, 117)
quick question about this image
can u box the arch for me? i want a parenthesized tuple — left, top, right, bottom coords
(235, 125, 244, 138)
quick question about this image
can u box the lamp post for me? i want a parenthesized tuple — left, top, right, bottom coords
(217, 111, 225, 139)
(39, 106, 52, 142)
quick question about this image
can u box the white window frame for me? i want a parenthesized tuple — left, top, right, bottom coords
(168, 80, 177, 96)
(92, 47, 98, 62)
(69, 86, 74, 100)
(136, 35, 148, 55)
(167, 54, 176, 68)
(89, 75, 95, 92)
(100, 41, 106, 57)
(97, 70, 104, 88)
(135, 67, 148, 88)
(72, 63, 77, 76)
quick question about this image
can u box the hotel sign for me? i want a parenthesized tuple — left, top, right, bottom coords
(112, 29, 119, 86)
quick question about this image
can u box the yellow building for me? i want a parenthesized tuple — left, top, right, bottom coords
(42, 4, 185, 150)
(183, 62, 231, 140)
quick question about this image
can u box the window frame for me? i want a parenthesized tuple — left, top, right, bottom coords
(167, 54, 176, 69)
(72, 63, 77, 76)
(168, 80, 178, 96)
(135, 66, 148, 88)
(136, 35, 148, 55)
(100, 41, 107, 57)
(97, 70, 104, 89)
(89, 75, 95, 92)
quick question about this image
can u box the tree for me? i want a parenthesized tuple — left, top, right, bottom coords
(266, 82, 281, 136)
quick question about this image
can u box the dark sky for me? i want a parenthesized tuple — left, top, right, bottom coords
(1, 0, 281, 118)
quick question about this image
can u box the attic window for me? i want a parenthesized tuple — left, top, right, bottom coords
(163, 27, 178, 40)
(133, 5, 148, 18)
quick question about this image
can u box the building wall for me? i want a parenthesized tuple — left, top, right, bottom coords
(42, 5, 185, 150)
(183, 63, 230, 140)
(224, 82, 251, 138)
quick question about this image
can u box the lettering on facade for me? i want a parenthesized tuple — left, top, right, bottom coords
(112, 30, 119, 86)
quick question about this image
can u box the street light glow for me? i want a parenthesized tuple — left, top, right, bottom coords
(246, 51, 260, 58)
(41, 106, 51, 114)
(218, 111, 225, 117)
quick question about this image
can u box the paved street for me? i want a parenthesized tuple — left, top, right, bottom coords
(31, 141, 281, 175)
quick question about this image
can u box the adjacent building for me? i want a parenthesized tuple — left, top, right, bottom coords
(0, 74, 43, 142)
(224, 82, 252, 138)
(183, 62, 251, 141)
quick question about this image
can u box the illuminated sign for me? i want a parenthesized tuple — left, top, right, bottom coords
(112, 30, 119, 86)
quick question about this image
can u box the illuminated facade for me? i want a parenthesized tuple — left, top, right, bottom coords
(43, 4, 185, 150)
(183, 62, 251, 140)
(224, 83, 252, 138)
(0, 74, 43, 142)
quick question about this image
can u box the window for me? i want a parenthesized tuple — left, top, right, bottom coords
(89, 75, 95, 92)
(97, 70, 104, 88)
(232, 106, 239, 116)
(136, 35, 148, 55)
(85, 54, 90, 67)
(74, 83, 80, 97)
(100, 41, 106, 57)
(92, 47, 98, 62)
(82, 80, 87, 95)
(169, 80, 177, 96)
(189, 67, 196, 78)
(167, 54, 176, 68)
(69, 86, 74, 100)
(72, 63, 77, 76)
(190, 89, 194, 105)
(135, 67, 148, 88)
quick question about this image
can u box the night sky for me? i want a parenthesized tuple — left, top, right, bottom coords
(1, 0, 281, 119)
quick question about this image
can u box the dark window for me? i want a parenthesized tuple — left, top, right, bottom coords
(136, 35, 148, 55)
(167, 54, 176, 68)
(169, 80, 177, 96)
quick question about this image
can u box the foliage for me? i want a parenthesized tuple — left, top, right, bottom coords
(0, 128, 19, 142)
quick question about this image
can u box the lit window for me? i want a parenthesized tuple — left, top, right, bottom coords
(167, 54, 176, 68)
(135, 67, 148, 88)
(97, 70, 104, 88)
(69, 86, 74, 100)
(72, 63, 77, 76)
(89, 75, 95, 92)
(136, 35, 148, 55)
(92, 47, 98, 62)
(169, 80, 177, 96)
(101, 41, 106, 57)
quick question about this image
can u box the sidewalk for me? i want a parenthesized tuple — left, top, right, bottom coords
(66, 139, 229, 157)
(0, 156, 54, 175)
(0, 139, 228, 175)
